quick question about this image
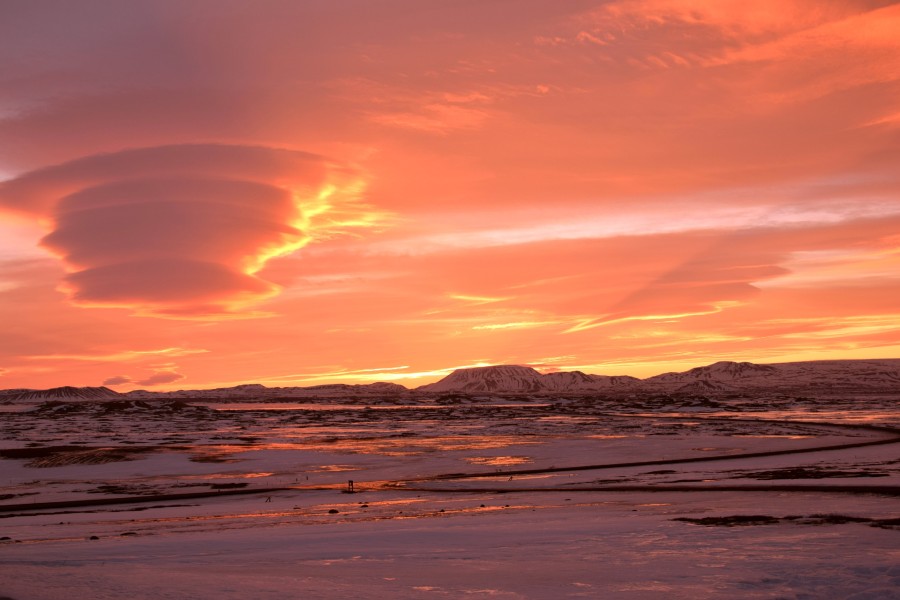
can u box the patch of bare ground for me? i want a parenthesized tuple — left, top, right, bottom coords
(0, 445, 157, 467)
(29, 449, 151, 467)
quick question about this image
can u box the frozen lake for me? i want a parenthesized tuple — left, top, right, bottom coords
(1, 393, 899, 599)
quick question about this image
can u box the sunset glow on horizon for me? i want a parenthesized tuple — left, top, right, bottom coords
(2, 0, 900, 390)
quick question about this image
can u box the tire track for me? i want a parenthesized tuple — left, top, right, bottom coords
(389, 415, 900, 490)
(3, 416, 898, 513)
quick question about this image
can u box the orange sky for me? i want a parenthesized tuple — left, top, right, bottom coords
(1, 0, 899, 390)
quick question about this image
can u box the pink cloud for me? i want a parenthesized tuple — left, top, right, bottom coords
(0, 2, 898, 389)
(136, 370, 185, 387)
(0, 144, 379, 317)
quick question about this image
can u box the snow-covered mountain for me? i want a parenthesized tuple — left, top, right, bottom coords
(300, 382, 408, 395)
(545, 372, 643, 391)
(0, 389, 34, 400)
(643, 359, 900, 392)
(417, 366, 546, 393)
(416, 359, 900, 394)
(0, 386, 122, 401)
(416, 365, 642, 393)
(2, 360, 898, 400)
(645, 361, 777, 385)
(125, 381, 408, 399)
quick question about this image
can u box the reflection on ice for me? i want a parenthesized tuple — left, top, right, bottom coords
(464, 456, 532, 466)
(311, 464, 360, 472)
(2, 390, 900, 600)
(2, 395, 898, 546)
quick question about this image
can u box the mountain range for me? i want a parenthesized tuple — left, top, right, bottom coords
(416, 360, 900, 394)
(2, 359, 899, 400)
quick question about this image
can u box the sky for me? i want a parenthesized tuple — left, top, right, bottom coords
(1, 0, 899, 391)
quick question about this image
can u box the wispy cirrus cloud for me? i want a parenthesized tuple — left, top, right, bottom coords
(26, 347, 208, 362)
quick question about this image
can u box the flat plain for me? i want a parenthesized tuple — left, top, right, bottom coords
(1, 391, 899, 599)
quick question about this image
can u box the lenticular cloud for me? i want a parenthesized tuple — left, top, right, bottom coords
(0, 143, 356, 317)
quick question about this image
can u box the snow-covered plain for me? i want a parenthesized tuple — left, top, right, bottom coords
(1, 392, 899, 599)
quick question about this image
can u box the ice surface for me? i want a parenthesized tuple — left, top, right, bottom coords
(1, 391, 899, 599)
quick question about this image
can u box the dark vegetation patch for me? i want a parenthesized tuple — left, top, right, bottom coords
(189, 452, 240, 463)
(86, 483, 162, 496)
(0, 504, 197, 519)
(0, 446, 94, 459)
(872, 518, 900, 529)
(0, 492, 38, 501)
(736, 466, 889, 480)
(0, 445, 158, 467)
(31, 448, 155, 467)
(783, 514, 873, 525)
(674, 515, 780, 527)
(674, 514, 900, 529)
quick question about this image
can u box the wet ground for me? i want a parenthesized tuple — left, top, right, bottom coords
(2, 393, 899, 598)
(1, 393, 899, 525)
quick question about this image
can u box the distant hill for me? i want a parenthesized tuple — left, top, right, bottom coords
(2, 359, 898, 399)
(417, 365, 545, 393)
(416, 359, 900, 394)
(416, 365, 642, 393)
(642, 359, 900, 392)
(125, 381, 408, 399)
(0, 382, 408, 402)
(0, 386, 122, 401)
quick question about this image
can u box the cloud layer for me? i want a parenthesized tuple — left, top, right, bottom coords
(0, 1, 898, 388)
(0, 144, 374, 316)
